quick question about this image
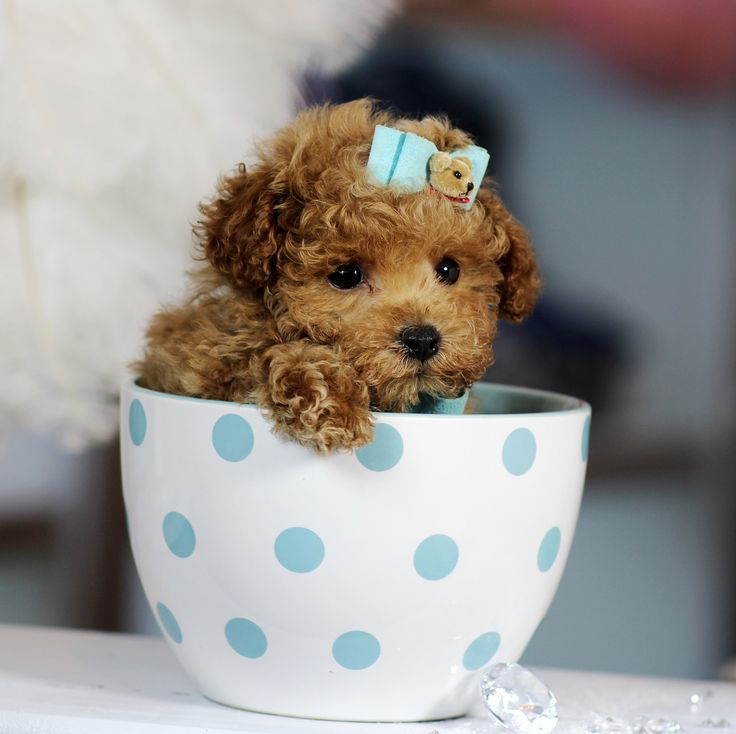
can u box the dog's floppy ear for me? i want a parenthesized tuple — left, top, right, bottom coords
(479, 189, 541, 323)
(196, 164, 288, 290)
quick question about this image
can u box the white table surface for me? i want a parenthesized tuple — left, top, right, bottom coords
(1, 624, 735, 734)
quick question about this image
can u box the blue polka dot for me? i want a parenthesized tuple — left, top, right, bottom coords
(538, 526, 561, 573)
(163, 512, 196, 558)
(356, 423, 403, 472)
(212, 414, 254, 462)
(463, 631, 501, 671)
(502, 428, 536, 476)
(332, 631, 381, 670)
(129, 399, 146, 446)
(582, 416, 591, 462)
(274, 527, 325, 573)
(225, 618, 267, 659)
(156, 602, 182, 644)
(414, 534, 459, 581)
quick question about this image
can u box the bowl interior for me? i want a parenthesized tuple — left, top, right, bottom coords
(129, 379, 587, 418)
(465, 383, 583, 416)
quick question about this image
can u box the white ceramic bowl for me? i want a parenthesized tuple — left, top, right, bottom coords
(121, 380, 590, 722)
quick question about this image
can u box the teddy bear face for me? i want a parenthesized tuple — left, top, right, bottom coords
(427, 152, 475, 202)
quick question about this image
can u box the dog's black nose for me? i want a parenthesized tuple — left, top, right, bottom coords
(400, 325, 441, 362)
(466, 181, 474, 193)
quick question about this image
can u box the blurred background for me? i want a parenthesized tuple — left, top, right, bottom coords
(2, 0, 735, 680)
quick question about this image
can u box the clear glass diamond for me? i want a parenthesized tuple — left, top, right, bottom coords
(691, 689, 714, 714)
(629, 717, 650, 734)
(586, 715, 627, 734)
(480, 663, 559, 734)
(647, 719, 681, 734)
(700, 720, 732, 729)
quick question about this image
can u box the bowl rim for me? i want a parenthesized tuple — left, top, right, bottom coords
(122, 379, 591, 421)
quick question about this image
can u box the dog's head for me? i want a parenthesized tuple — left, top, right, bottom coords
(196, 99, 540, 411)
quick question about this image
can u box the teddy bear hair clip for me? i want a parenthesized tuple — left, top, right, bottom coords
(365, 124, 490, 209)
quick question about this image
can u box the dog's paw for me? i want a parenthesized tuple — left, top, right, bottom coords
(256, 343, 374, 454)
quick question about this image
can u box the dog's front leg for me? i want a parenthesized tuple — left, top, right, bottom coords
(252, 341, 374, 454)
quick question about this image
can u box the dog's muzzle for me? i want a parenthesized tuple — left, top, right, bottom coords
(400, 325, 440, 363)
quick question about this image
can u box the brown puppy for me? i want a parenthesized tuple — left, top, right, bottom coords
(137, 99, 540, 453)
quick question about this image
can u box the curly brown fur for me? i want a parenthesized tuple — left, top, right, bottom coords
(137, 99, 541, 453)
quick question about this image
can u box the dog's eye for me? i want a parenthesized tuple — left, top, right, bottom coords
(454, 171, 462, 179)
(328, 262, 363, 290)
(436, 257, 460, 285)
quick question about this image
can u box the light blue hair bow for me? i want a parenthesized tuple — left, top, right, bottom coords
(365, 125, 490, 210)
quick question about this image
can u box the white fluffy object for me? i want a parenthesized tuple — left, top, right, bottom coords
(0, 0, 395, 450)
